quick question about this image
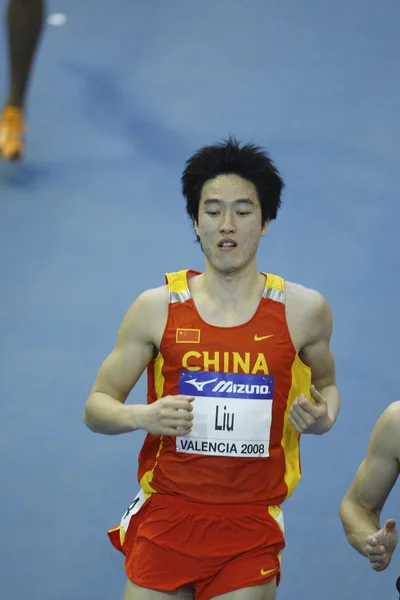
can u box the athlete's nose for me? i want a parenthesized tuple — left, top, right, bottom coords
(219, 210, 236, 234)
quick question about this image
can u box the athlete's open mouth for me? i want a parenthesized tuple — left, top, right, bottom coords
(218, 239, 237, 249)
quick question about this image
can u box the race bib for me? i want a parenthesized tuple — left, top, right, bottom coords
(120, 488, 147, 531)
(176, 370, 274, 458)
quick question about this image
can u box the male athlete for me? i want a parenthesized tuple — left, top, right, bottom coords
(340, 401, 399, 572)
(0, 0, 45, 160)
(83, 137, 340, 600)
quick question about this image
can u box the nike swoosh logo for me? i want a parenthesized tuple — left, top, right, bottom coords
(254, 334, 274, 342)
(260, 568, 276, 576)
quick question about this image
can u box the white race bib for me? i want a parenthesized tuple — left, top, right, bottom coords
(177, 371, 274, 458)
(120, 488, 147, 531)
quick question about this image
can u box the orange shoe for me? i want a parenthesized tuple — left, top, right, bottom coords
(0, 106, 26, 160)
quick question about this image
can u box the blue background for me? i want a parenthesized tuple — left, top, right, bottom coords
(1, 1, 399, 598)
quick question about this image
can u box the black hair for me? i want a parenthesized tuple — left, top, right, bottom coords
(181, 135, 284, 227)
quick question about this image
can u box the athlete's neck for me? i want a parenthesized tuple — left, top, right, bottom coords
(198, 261, 266, 305)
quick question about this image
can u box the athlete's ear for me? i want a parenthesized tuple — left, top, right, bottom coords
(193, 220, 200, 237)
(260, 220, 269, 237)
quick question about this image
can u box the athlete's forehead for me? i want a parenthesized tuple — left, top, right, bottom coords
(199, 174, 260, 206)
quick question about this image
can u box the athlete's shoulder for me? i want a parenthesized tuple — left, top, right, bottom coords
(363, 401, 400, 465)
(283, 280, 332, 348)
(121, 267, 192, 333)
(118, 284, 169, 341)
(129, 284, 169, 317)
(372, 401, 400, 441)
(380, 400, 400, 418)
(285, 279, 325, 302)
(285, 279, 331, 319)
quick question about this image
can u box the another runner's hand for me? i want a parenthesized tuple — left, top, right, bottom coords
(365, 519, 398, 571)
(138, 395, 194, 436)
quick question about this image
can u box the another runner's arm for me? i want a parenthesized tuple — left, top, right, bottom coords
(299, 290, 339, 427)
(83, 288, 166, 435)
(339, 403, 400, 555)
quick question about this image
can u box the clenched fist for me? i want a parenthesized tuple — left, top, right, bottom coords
(137, 395, 195, 436)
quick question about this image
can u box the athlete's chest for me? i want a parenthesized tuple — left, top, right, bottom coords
(192, 298, 262, 328)
(161, 307, 295, 377)
(155, 293, 308, 460)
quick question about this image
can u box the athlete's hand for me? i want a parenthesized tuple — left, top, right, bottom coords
(136, 395, 194, 436)
(365, 519, 398, 571)
(289, 385, 333, 435)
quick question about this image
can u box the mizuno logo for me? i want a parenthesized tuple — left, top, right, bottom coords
(185, 377, 218, 391)
(185, 378, 270, 395)
(211, 380, 270, 395)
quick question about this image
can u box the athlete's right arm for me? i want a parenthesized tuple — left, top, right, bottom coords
(339, 402, 400, 562)
(83, 288, 194, 436)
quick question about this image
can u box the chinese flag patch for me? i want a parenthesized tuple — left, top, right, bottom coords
(176, 328, 201, 343)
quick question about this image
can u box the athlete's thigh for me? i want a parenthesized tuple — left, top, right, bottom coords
(123, 579, 194, 600)
(211, 580, 276, 600)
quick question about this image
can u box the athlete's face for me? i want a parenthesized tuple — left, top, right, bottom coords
(195, 174, 267, 274)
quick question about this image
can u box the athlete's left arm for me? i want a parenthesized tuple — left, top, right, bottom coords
(290, 291, 340, 435)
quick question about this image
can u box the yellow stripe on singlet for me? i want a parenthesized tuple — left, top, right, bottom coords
(281, 355, 312, 499)
(139, 352, 166, 495)
(268, 505, 285, 533)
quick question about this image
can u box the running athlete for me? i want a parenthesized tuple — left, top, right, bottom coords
(340, 401, 399, 572)
(0, 0, 45, 160)
(84, 137, 340, 600)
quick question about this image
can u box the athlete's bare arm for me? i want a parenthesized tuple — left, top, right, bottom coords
(83, 286, 194, 436)
(300, 289, 339, 421)
(339, 402, 400, 569)
(286, 284, 339, 435)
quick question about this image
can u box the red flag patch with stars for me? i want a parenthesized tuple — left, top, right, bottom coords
(176, 328, 201, 343)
